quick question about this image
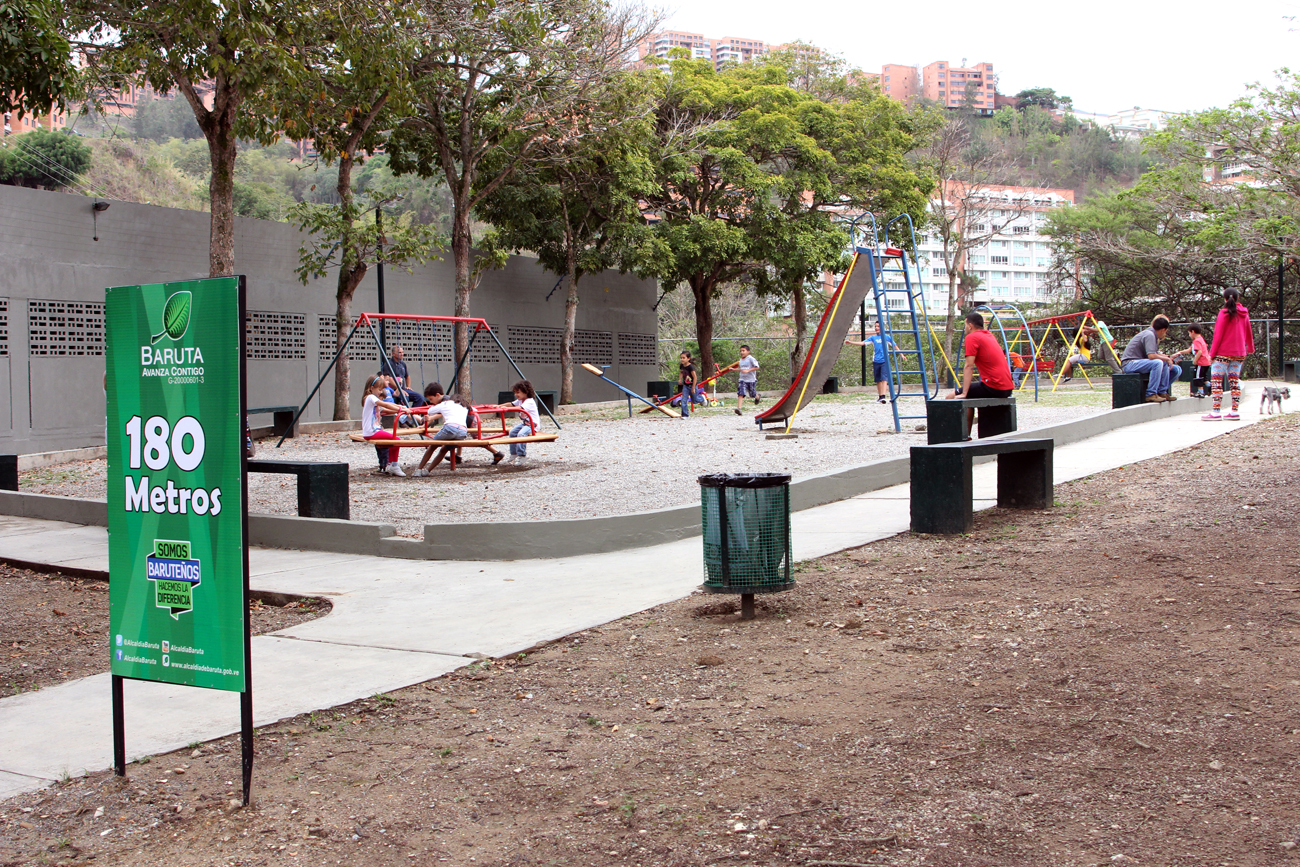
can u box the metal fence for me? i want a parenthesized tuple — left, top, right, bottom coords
(656, 317, 1300, 397)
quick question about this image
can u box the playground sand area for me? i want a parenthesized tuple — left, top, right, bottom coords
(3, 412, 1297, 867)
(21, 388, 1111, 537)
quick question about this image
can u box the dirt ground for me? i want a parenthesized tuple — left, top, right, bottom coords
(2, 414, 1299, 867)
(0, 566, 331, 698)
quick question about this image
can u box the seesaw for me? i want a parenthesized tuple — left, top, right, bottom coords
(581, 363, 681, 418)
(638, 359, 740, 413)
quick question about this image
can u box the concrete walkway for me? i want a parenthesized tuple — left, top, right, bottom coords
(0, 402, 1278, 799)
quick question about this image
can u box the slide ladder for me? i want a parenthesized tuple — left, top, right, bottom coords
(862, 215, 939, 432)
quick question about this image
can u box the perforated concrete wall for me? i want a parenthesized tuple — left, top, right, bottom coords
(0, 185, 659, 454)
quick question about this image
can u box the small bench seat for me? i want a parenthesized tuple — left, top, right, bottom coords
(926, 397, 1016, 444)
(247, 405, 301, 438)
(910, 437, 1053, 534)
(247, 459, 349, 519)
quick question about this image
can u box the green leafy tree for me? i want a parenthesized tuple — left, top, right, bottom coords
(0, 128, 91, 189)
(641, 59, 931, 378)
(386, 0, 654, 398)
(476, 76, 657, 404)
(0, 0, 78, 116)
(70, 0, 309, 276)
(130, 93, 203, 142)
(749, 68, 932, 375)
(249, 1, 439, 419)
(1013, 87, 1071, 111)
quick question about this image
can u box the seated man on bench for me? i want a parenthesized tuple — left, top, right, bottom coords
(1119, 315, 1181, 403)
(946, 311, 1015, 435)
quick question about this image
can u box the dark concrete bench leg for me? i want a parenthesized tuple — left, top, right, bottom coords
(910, 448, 974, 534)
(272, 410, 299, 439)
(977, 403, 1016, 438)
(0, 455, 16, 492)
(995, 448, 1052, 510)
(1112, 373, 1144, 408)
(926, 402, 968, 445)
(299, 465, 349, 519)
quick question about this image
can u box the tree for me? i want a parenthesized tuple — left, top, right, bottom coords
(1013, 87, 1071, 111)
(750, 70, 932, 376)
(386, 0, 654, 398)
(919, 113, 1036, 358)
(1044, 70, 1300, 329)
(476, 76, 657, 404)
(250, 1, 440, 420)
(0, 128, 91, 188)
(641, 59, 930, 379)
(0, 0, 77, 117)
(71, 0, 309, 276)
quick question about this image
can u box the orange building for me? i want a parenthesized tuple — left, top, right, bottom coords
(3, 105, 70, 135)
(880, 60, 997, 115)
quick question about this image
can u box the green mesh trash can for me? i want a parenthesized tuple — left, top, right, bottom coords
(699, 473, 793, 617)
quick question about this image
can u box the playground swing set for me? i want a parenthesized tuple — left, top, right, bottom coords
(278, 313, 561, 470)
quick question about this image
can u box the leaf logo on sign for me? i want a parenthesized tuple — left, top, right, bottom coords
(150, 291, 192, 345)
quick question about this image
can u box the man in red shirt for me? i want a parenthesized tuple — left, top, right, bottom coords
(947, 311, 1014, 431)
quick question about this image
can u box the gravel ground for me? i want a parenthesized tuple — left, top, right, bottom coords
(22, 388, 1114, 537)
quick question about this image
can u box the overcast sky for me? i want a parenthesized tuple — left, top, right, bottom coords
(659, 0, 1298, 115)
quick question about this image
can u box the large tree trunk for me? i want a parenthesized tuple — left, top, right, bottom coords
(789, 283, 807, 380)
(559, 243, 580, 405)
(203, 89, 239, 277)
(690, 276, 716, 381)
(450, 209, 474, 401)
(332, 156, 364, 420)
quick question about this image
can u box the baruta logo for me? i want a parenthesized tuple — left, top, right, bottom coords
(150, 290, 192, 345)
(140, 290, 203, 370)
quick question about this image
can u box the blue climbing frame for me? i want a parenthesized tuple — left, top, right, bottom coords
(849, 214, 941, 432)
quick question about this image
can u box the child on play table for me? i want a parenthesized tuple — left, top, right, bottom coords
(413, 382, 503, 474)
(492, 380, 540, 466)
(361, 374, 409, 477)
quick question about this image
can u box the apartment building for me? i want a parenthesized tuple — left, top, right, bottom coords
(879, 64, 919, 104)
(850, 185, 1075, 318)
(637, 31, 817, 71)
(3, 107, 70, 135)
(879, 60, 997, 115)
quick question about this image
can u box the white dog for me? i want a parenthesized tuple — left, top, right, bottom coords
(1260, 385, 1290, 415)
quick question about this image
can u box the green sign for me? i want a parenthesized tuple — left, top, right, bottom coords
(107, 277, 247, 691)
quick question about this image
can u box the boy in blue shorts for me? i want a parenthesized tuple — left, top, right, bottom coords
(845, 322, 897, 403)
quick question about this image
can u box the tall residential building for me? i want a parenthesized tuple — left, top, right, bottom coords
(880, 60, 997, 115)
(637, 31, 817, 72)
(880, 64, 919, 104)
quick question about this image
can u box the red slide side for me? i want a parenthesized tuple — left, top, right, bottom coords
(754, 252, 877, 428)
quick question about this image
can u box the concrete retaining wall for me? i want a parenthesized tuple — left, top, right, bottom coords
(0, 395, 1206, 560)
(0, 185, 659, 455)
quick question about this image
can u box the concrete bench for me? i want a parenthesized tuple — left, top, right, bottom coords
(925, 397, 1016, 444)
(248, 405, 301, 439)
(247, 459, 349, 519)
(1284, 360, 1300, 383)
(910, 437, 1053, 534)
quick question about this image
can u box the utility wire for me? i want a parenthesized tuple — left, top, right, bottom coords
(2, 134, 112, 200)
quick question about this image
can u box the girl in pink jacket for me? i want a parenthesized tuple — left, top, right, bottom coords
(1204, 288, 1255, 421)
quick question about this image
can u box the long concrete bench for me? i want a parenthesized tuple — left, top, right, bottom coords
(910, 437, 1053, 534)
